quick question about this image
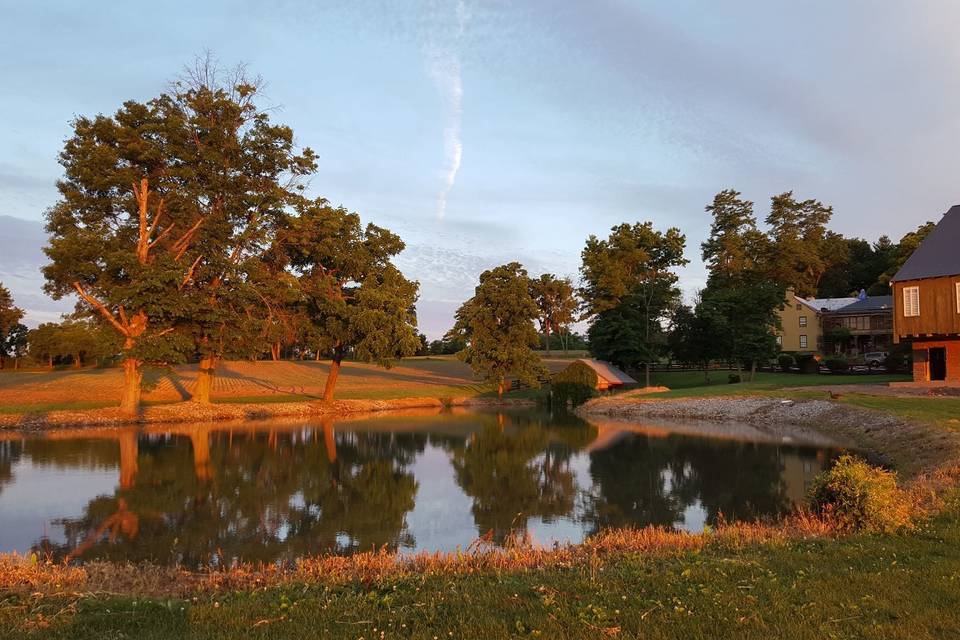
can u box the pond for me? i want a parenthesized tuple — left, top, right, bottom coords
(0, 409, 843, 568)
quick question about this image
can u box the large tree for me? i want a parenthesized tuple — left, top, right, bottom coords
(283, 198, 420, 402)
(0, 284, 24, 370)
(43, 96, 205, 414)
(529, 274, 578, 355)
(580, 222, 687, 386)
(171, 63, 317, 403)
(700, 191, 783, 379)
(450, 262, 547, 398)
(763, 191, 836, 297)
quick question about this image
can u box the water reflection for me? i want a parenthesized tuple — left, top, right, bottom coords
(0, 409, 839, 568)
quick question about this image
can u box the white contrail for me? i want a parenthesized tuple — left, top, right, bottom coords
(427, 0, 466, 220)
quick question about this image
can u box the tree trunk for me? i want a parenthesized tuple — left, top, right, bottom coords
(13, 357, 19, 371)
(544, 321, 551, 356)
(645, 362, 651, 388)
(323, 350, 343, 402)
(704, 365, 710, 384)
(74, 353, 83, 368)
(119, 357, 142, 417)
(315, 349, 321, 362)
(0, 355, 4, 370)
(750, 359, 757, 382)
(270, 342, 280, 361)
(48, 355, 53, 369)
(193, 356, 216, 404)
(497, 378, 506, 400)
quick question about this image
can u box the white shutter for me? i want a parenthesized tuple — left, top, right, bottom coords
(903, 286, 920, 317)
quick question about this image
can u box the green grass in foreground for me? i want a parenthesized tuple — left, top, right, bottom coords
(5, 496, 959, 640)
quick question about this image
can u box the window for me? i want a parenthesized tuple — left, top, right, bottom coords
(903, 286, 920, 317)
(796, 303, 802, 311)
(799, 315, 807, 327)
(776, 335, 782, 346)
(799, 335, 808, 349)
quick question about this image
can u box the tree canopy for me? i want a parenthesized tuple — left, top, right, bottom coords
(450, 262, 547, 397)
(283, 198, 420, 401)
(580, 222, 687, 382)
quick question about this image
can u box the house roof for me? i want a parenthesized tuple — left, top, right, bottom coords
(798, 297, 858, 312)
(831, 295, 894, 314)
(892, 205, 960, 282)
(575, 359, 637, 385)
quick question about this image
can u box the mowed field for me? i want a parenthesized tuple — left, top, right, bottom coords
(0, 356, 577, 413)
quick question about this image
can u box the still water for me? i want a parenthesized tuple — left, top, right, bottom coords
(0, 409, 841, 568)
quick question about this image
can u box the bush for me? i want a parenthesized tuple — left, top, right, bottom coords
(777, 354, 795, 372)
(810, 455, 914, 533)
(552, 361, 599, 407)
(728, 373, 741, 384)
(824, 356, 849, 373)
(795, 354, 820, 374)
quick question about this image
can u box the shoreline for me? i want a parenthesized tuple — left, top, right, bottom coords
(577, 393, 960, 478)
(0, 395, 537, 432)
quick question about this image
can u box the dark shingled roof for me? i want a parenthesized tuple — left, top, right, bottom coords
(892, 205, 960, 282)
(832, 295, 893, 314)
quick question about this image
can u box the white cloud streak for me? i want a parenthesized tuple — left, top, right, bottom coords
(426, 0, 466, 220)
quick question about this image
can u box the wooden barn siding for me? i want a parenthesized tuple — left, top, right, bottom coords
(893, 277, 960, 341)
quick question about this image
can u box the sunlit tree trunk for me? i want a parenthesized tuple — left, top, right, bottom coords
(270, 341, 280, 361)
(74, 352, 83, 368)
(193, 356, 216, 404)
(119, 356, 142, 417)
(322, 347, 343, 402)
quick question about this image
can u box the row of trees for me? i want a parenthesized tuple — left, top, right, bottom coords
(41, 61, 420, 414)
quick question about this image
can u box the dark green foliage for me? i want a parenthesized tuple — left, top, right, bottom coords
(668, 303, 725, 381)
(428, 336, 466, 355)
(763, 191, 836, 298)
(580, 222, 687, 380)
(824, 356, 849, 373)
(0, 284, 24, 369)
(728, 373, 741, 384)
(450, 263, 548, 396)
(810, 455, 914, 533)
(698, 190, 783, 380)
(529, 274, 578, 355)
(283, 198, 420, 399)
(27, 319, 121, 367)
(777, 354, 795, 372)
(551, 361, 599, 406)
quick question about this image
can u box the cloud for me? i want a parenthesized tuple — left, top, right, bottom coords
(425, 0, 466, 220)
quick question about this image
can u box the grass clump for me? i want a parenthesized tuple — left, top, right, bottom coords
(810, 455, 915, 533)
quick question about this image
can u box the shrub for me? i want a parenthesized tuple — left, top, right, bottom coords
(777, 354, 795, 372)
(552, 361, 599, 406)
(795, 354, 820, 374)
(809, 455, 914, 534)
(728, 373, 741, 384)
(824, 356, 849, 373)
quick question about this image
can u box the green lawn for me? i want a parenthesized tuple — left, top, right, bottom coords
(6, 495, 958, 639)
(646, 370, 910, 398)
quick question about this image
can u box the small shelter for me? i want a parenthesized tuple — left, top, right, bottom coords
(560, 358, 637, 391)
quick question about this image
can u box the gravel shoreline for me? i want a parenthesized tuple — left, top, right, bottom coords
(578, 394, 960, 477)
(0, 396, 536, 432)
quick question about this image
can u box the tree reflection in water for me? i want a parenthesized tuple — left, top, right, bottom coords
(32, 421, 424, 568)
(0, 410, 836, 567)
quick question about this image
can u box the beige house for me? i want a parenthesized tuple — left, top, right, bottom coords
(776, 289, 859, 354)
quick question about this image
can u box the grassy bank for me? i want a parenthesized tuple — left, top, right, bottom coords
(3, 494, 958, 639)
(647, 370, 911, 397)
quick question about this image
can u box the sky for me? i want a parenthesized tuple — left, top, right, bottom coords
(2, 0, 960, 337)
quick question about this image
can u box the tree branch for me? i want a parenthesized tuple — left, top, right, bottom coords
(71, 282, 129, 336)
